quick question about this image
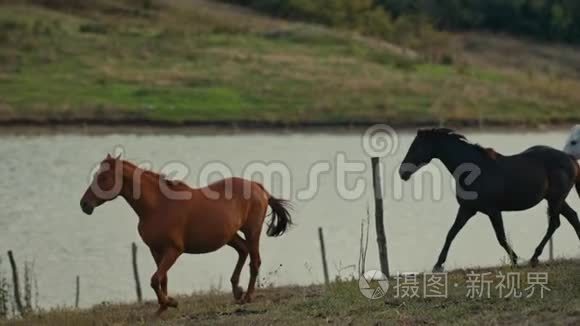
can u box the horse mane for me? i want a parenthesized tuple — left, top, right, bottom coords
(115, 159, 188, 189)
(484, 147, 500, 160)
(419, 128, 499, 159)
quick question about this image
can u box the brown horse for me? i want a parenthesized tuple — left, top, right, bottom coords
(80, 155, 292, 314)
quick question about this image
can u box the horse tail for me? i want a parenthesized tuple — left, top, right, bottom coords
(571, 156, 580, 199)
(575, 166, 580, 200)
(266, 196, 293, 237)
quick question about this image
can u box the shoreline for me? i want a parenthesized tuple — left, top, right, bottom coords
(0, 118, 577, 135)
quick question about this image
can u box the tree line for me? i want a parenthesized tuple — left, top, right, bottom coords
(224, 0, 580, 43)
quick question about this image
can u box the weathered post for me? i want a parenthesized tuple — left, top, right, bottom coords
(132, 242, 143, 302)
(318, 227, 330, 285)
(549, 237, 554, 261)
(371, 157, 390, 277)
(75, 276, 80, 308)
(7, 251, 24, 316)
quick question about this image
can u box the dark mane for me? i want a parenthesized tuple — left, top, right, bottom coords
(117, 159, 188, 188)
(418, 128, 492, 157)
(418, 128, 466, 141)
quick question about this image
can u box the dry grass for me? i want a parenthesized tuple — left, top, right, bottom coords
(3, 259, 579, 325)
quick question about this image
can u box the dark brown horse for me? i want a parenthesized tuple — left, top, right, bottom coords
(80, 155, 292, 314)
(399, 128, 580, 272)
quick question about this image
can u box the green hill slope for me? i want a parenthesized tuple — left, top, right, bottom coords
(1, 0, 580, 126)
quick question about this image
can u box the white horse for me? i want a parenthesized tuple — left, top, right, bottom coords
(564, 125, 580, 159)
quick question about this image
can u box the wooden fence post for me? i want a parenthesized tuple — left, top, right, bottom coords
(549, 236, 554, 261)
(7, 251, 24, 316)
(132, 242, 143, 302)
(75, 276, 80, 308)
(318, 227, 330, 285)
(371, 157, 390, 277)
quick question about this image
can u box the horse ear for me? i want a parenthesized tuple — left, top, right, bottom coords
(106, 153, 112, 159)
(116, 153, 121, 160)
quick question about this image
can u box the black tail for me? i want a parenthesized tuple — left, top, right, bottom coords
(571, 156, 580, 199)
(576, 176, 580, 200)
(267, 197, 293, 237)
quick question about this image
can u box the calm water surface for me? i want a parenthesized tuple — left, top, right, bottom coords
(0, 131, 579, 308)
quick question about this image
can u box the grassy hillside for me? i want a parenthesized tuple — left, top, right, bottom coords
(1, 0, 580, 126)
(4, 260, 580, 325)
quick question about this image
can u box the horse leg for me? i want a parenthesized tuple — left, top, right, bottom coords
(487, 211, 518, 266)
(433, 205, 476, 272)
(150, 247, 181, 315)
(227, 234, 248, 301)
(242, 233, 261, 304)
(150, 249, 175, 307)
(560, 201, 580, 241)
(150, 249, 163, 304)
(530, 202, 562, 267)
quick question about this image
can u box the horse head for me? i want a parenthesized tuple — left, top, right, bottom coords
(80, 153, 123, 215)
(399, 128, 441, 180)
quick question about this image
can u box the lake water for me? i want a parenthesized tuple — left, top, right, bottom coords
(0, 130, 579, 308)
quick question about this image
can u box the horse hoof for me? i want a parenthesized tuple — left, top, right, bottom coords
(244, 296, 253, 304)
(510, 254, 519, 265)
(530, 258, 539, 268)
(239, 295, 253, 304)
(233, 286, 244, 300)
(166, 297, 178, 308)
(155, 305, 168, 316)
(432, 265, 444, 273)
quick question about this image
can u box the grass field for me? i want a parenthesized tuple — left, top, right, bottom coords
(4, 259, 579, 325)
(1, 0, 580, 126)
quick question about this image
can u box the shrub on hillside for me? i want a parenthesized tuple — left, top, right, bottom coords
(222, 0, 439, 51)
(26, 0, 87, 9)
(226, 0, 580, 44)
(24, 0, 162, 11)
